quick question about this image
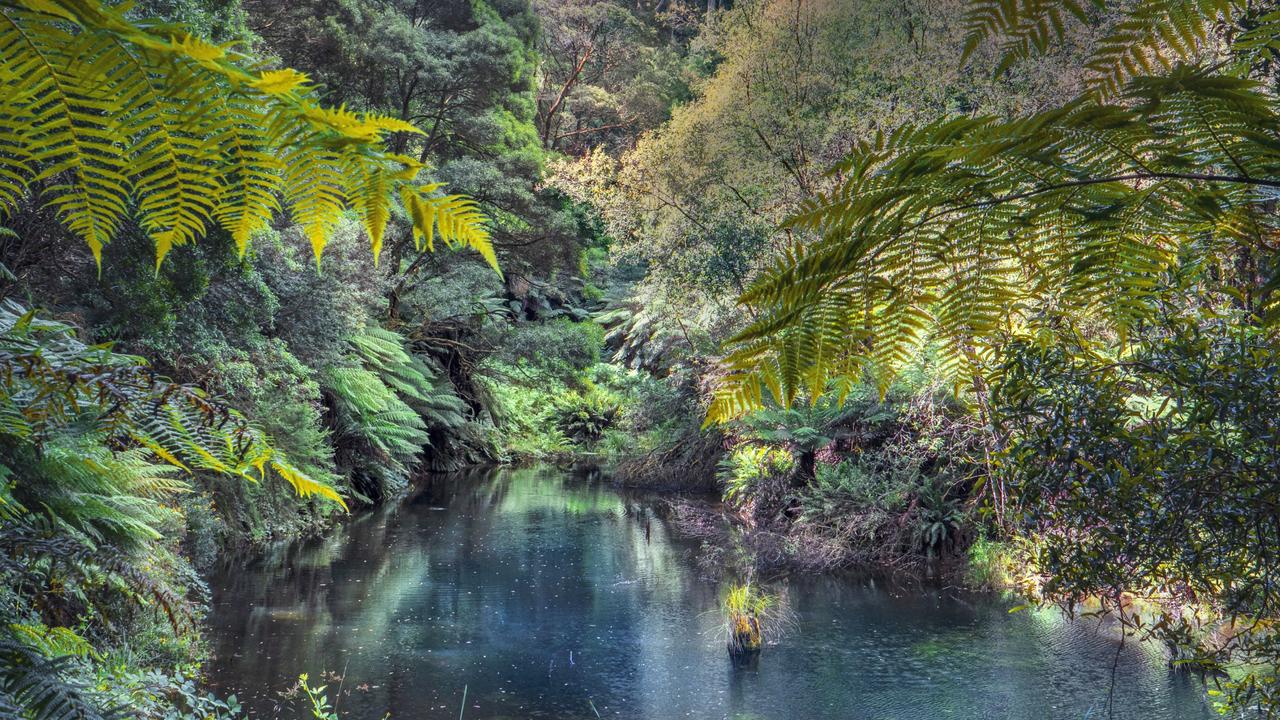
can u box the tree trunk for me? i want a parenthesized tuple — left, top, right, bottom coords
(793, 448, 816, 487)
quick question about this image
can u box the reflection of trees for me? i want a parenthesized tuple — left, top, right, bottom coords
(208, 466, 1196, 718)
(207, 465, 705, 717)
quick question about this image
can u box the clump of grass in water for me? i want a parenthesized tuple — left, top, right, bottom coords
(722, 582, 792, 661)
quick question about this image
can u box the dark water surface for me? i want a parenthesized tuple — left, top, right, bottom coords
(207, 466, 1214, 719)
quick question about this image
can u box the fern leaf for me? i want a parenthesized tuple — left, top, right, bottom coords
(0, 0, 496, 274)
(270, 458, 348, 511)
(713, 64, 1280, 419)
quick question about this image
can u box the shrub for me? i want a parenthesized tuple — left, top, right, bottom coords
(552, 389, 620, 443)
(966, 534, 1015, 591)
(719, 446, 794, 503)
(493, 319, 603, 381)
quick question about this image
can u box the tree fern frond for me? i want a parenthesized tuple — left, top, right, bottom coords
(405, 189, 498, 272)
(0, 0, 496, 272)
(961, 0, 1251, 96)
(212, 96, 281, 255)
(712, 64, 1280, 420)
(4, 14, 129, 265)
(269, 458, 348, 510)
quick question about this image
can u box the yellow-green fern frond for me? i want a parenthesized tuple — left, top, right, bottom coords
(269, 458, 348, 511)
(8, 624, 97, 661)
(712, 66, 1280, 421)
(212, 96, 282, 255)
(251, 68, 310, 96)
(351, 156, 393, 264)
(0, 0, 495, 273)
(7, 18, 130, 267)
(405, 189, 498, 273)
(278, 136, 347, 266)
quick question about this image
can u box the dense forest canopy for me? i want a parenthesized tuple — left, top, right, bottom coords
(2, 0, 1280, 717)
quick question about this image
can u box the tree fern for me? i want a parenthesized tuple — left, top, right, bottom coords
(326, 326, 474, 497)
(324, 364, 429, 497)
(0, 300, 347, 508)
(10, 439, 180, 550)
(349, 326, 469, 428)
(0, 0, 497, 271)
(709, 63, 1280, 421)
(0, 634, 124, 720)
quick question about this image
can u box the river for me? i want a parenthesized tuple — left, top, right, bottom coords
(206, 465, 1214, 719)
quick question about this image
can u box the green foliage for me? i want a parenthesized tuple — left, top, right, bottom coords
(480, 353, 685, 461)
(493, 319, 603, 381)
(0, 0, 495, 270)
(720, 583, 791, 657)
(245, 0, 601, 281)
(718, 446, 793, 503)
(739, 398, 854, 453)
(325, 357, 428, 499)
(60, 222, 373, 540)
(579, 0, 1084, 338)
(722, 583, 769, 653)
(0, 637, 247, 720)
(912, 480, 965, 559)
(551, 389, 620, 443)
(806, 457, 911, 518)
(325, 324, 475, 498)
(8, 441, 179, 552)
(482, 365, 574, 459)
(992, 302, 1280, 710)
(961, 0, 1244, 94)
(593, 281, 716, 372)
(711, 58, 1280, 419)
(350, 327, 467, 431)
(713, 381, 979, 569)
(0, 633, 122, 720)
(297, 674, 339, 720)
(0, 300, 345, 508)
(0, 300, 344, 718)
(965, 533, 1016, 591)
(127, 669, 243, 720)
(534, 0, 690, 155)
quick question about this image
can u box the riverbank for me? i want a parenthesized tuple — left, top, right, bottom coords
(604, 377, 994, 585)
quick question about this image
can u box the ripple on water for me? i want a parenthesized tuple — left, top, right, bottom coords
(206, 466, 1216, 720)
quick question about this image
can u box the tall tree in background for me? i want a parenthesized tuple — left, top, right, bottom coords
(244, 0, 586, 282)
(534, 0, 690, 155)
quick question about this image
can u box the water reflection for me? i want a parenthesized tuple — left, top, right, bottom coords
(206, 466, 1214, 720)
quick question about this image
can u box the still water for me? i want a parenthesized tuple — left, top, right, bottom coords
(207, 466, 1214, 719)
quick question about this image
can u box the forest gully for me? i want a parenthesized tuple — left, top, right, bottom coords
(0, 0, 1276, 718)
